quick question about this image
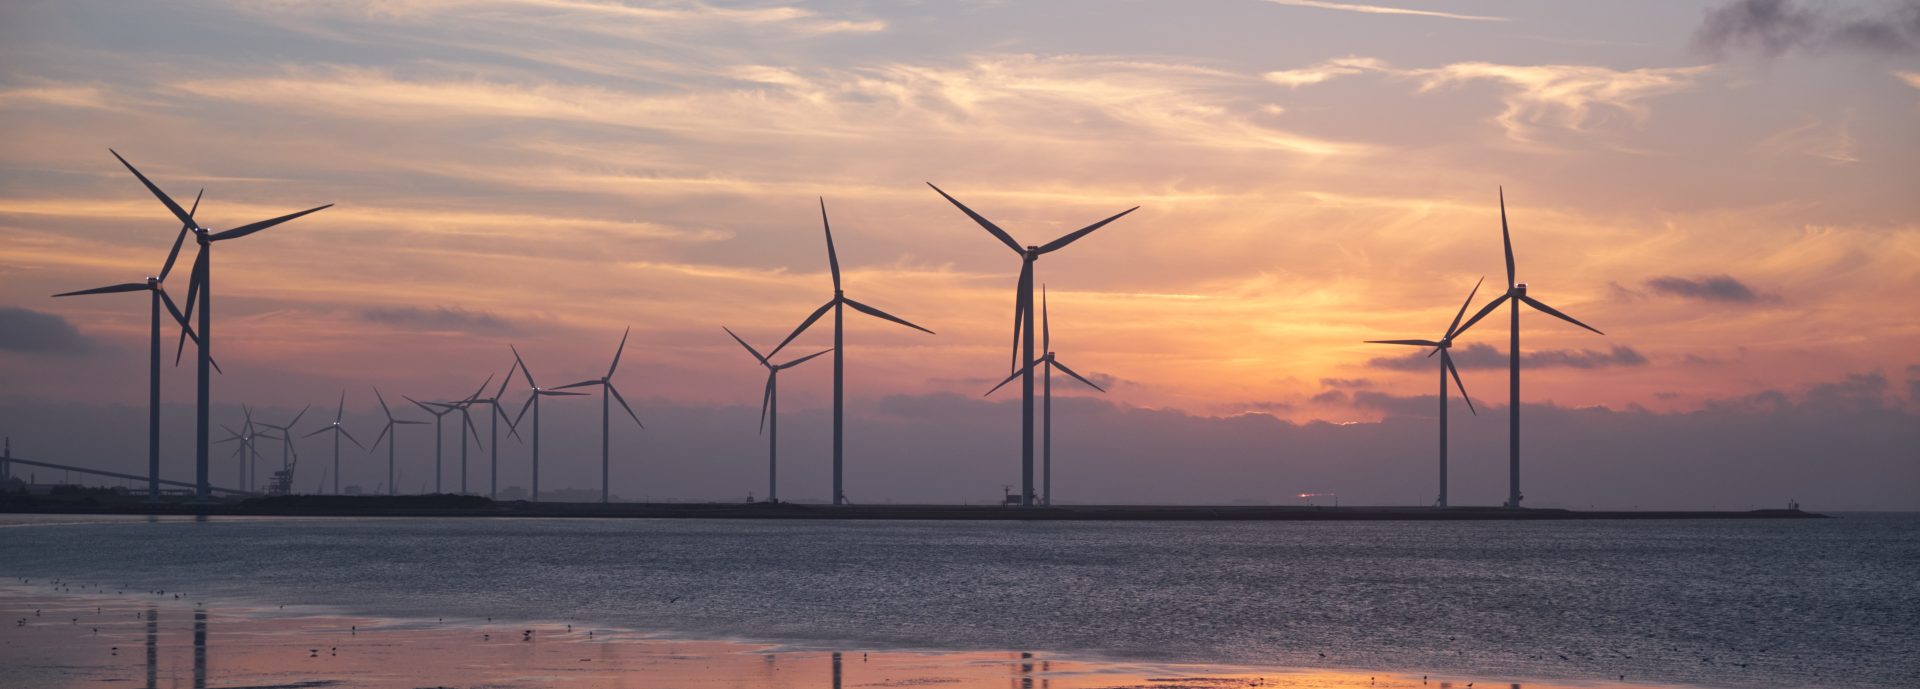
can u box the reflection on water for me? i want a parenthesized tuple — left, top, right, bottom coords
(193, 609, 206, 689)
(144, 606, 155, 689)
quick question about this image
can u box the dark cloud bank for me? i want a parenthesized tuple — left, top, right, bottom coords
(1369, 343, 1649, 371)
(1, 371, 1913, 510)
(1695, 0, 1920, 58)
(0, 307, 93, 354)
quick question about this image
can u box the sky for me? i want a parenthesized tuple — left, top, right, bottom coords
(1, 0, 1916, 508)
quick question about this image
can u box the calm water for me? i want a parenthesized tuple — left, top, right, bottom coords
(2, 514, 1915, 688)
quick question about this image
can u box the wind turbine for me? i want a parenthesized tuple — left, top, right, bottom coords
(368, 387, 427, 496)
(257, 405, 309, 480)
(425, 376, 491, 495)
(50, 189, 210, 501)
(767, 199, 933, 506)
(726, 327, 831, 504)
(110, 150, 332, 500)
(1455, 189, 1604, 508)
(302, 391, 364, 495)
(928, 184, 1136, 506)
(458, 366, 522, 499)
(404, 395, 457, 494)
(215, 409, 262, 492)
(510, 346, 585, 502)
(554, 328, 645, 503)
(984, 287, 1104, 506)
(1365, 278, 1484, 508)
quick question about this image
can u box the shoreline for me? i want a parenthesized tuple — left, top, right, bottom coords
(1, 582, 1688, 689)
(0, 494, 1828, 520)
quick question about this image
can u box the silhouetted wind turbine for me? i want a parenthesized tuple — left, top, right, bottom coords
(110, 150, 332, 500)
(767, 199, 933, 506)
(726, 327, 831, 504)
(929, 184, 1135, 506)
(368, 388, 427, 496)
(1365, 278, 1483, 508)
(984, 287, 1104, 506)
(302, 391, 364, 495)
(426, 376, 491, 495)
(555, 328, 645, 503)
(511, 346, 585, 502)
(458, 366, 522, 499)
(50, 189, 209, 502)
(404, 395, 456, 494)
(1455, 189, 1604, 508)
(257, 405, 310, 486)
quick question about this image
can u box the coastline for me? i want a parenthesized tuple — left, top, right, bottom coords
(0, 493, 1828, 521)
(2, 583, 1684, 689)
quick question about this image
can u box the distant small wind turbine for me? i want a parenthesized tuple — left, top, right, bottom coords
(50, 188, 209, 502)
(1454, 189, 1604, 508)
(984, 287, 1104, 506)
(110, 150, 331, 500)
(726, 327, 831, 504)
(929, 183, 1136, 506)
(404, 395, 457, 494)
(368, 388, 427, 496)
(302, 391, 365, 495)
(511, 346, 585, 502)
(457, 366, 522, 499)
(767, 199, 933, 506)
(257, 405, 310, 479)
(555, 328, 645, 503)
(1365, 278, 1483, 508)
(425, 375, 493, 495)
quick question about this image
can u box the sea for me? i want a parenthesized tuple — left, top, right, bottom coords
(2, 513, 1915, 688)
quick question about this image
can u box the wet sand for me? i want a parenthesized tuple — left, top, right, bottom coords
(1, 584, 1680, 689)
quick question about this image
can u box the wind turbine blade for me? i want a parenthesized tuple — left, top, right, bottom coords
(537, 390, 589, 397)
(157, 189, 201, 281)
(724, 326, 769, 365)
(335, 389, 347, 423)
(286, 405, 310, 430)
(1037, 206, 1138, 254)
(302, 426, 331, 438)
(608, 326, 630, 377)
(374, 387, 394, 420)
(495, 363, 516, 398)
(776, 348, 834, 369)
(396, 420, 430, 425)
(179, 249, 205, 323)
(497, 403, 524, 441)
(984, 359, 1041, 396)
(552, 380, 602, 391)
(462, 375, 492, 404)
(1520, 295, 1604, 335)
(1012, 261, 1030, 371)
(1446, 277, 1485, 340)
(927, 183, 1023, 254)
(462, 408, 483, 445)
(209, 204, 333, 241)
(403, 395, 434, 414)
(1042, 284, 1050, 354)
(767, 299, 834, 358)
(1453, 293, 1510, 339)
(339, 427, 367, 451)
(1364, 339, 1442, 347)
(608, 384, 643, 429)
(52, 282, 149, 297)
(511, 345, 536, 388)
(1445, 351, 1475, 415)
(820, 197, 841, 291)
(842, 297, 933, 335)
(109, 149, 196, 229)
(1500, 187, 1515, 288)
(758, 374, 773, 434)
(370, 424, 391, 452)
(1050, 358, 1106, 392)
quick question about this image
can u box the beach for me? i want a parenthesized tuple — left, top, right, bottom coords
(3, 584, 1670, 689)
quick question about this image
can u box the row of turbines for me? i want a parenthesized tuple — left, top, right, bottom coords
(52, 150, 1600, 508)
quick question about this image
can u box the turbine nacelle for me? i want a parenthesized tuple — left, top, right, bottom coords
(1514, 282, 1528, 296)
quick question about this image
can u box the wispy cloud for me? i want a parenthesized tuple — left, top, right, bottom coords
(1267, 56, 1711, 142)
(1898, 70, 1920, 89)
(360, 305, 519, 335)
(0, 82, 117, 111)
(1263, 0, 1506, 22)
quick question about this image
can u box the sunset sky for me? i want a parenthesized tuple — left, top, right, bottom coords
(2, 1, 1916, 508)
